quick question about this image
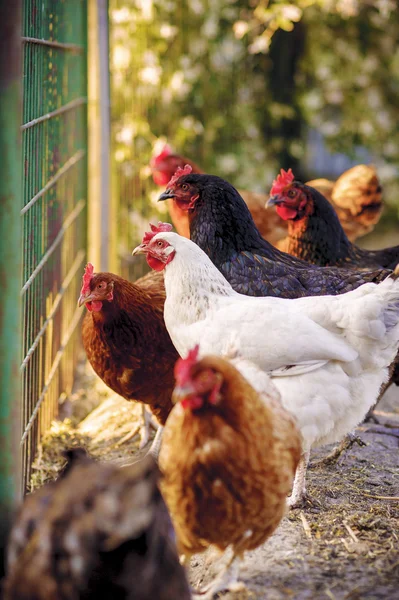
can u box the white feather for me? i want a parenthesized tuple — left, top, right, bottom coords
(155, 232, 399, 450)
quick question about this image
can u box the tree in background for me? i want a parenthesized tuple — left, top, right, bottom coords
(110, 0, 398, 261)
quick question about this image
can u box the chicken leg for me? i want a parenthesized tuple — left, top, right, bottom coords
(139, 405, 159, 449)
(147, 425, 163, 461)
(193, 554, 244, 600)
(287, 450, 310, 508)
(114, 405, 159, 449)
(310, 433, 366, 467)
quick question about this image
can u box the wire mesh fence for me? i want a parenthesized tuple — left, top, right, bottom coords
(21, 0, 88, 490)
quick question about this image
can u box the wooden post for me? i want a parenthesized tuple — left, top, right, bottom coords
(88, 0, 114, 272)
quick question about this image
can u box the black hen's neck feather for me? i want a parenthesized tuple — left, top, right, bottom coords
(190, 179, 308, 267)
(289, 186, 353, 265)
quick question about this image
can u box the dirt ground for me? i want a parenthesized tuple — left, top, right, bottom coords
(31, 359, 399, 600)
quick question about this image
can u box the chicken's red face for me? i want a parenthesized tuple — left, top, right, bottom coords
(78, 264, 114, 312)
(157, 167, 200, 212)
(267, 185, 312, 221)
(267, 169, 312, 221)
(173, 347, 223, 411)
(133, 226, 176, 272)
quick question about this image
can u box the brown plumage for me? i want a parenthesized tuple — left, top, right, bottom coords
(4, 451, 191, 600)
(150, 146, 382, 245)
(79, 267, 178, 426)
(159, 351, 301, 563)
(320, 164, 383, 241)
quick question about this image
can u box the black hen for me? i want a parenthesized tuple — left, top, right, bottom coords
(158, 172, 390, 298)
(267, 174, 399, 270)
(4, 451, 191, 600)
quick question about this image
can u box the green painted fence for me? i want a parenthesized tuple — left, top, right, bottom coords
(20, 0, 88, 490)
(0, 0, 23, 575)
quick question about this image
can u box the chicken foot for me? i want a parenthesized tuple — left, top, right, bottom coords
(192, 554, 244, 600)
(114, 405, 159, 449)
(287, 450, 311, 509)
(146, 425, 163, 461)
(139, 405, 159, 449)
(310, 433, 366, 468)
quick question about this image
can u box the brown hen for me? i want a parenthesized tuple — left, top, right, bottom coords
(4, 451, 191, 600)
(150, 145, 382, 244)
(313, 164, 383, 242)
(78, 263, 178, 448)
(159, 348, 301, 597)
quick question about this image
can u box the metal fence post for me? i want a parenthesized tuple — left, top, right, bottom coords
(0, 0, 23, 574)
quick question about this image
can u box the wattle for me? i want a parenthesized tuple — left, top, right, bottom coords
(181, 395, 203, 411)
(276, 205, 298, 221)
(147, 255, 166, 272)
(175, 199, 192, 211)
(86, 300, 103, 312)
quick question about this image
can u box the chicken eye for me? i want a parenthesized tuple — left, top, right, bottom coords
(157, 241, 164, 247)
(287, 189, 296, 198)
(181, 184, 188, 191)
(97, 282, 104, 289)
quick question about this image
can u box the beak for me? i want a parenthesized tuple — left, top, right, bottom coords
(132, 243, 147, 256)
(266, 195, 283, 209)
(172, 384, 196, 405)
(158, 189, 175, 202)
(78, 293, 93, 307)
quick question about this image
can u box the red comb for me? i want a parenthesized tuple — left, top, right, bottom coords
(270, 168, 295, 195)
(142, 222, 173, 245)
(150, 143, 173, 168)
(167, 164, 192, 188)
(81, 263, 94, 295)
(174, 345, 200, 385)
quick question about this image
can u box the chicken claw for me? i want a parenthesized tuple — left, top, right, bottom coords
(193, 556, 244, 600)
(113, 406, 159, 450)
(310, 433, 366, 468)
(113, 424, 140, 448)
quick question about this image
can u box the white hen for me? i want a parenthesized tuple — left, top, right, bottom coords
(133, 231, 399, 505)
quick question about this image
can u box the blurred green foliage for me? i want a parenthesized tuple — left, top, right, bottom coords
(110, 0, 399, 257)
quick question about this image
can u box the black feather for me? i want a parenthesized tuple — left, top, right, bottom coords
(180, 173, 390, 298)
(286, 184, 399, 270)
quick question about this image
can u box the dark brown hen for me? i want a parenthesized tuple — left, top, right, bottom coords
(79, 265, 178, 429)
(4, 451, 191, 600)
(269, 168, 399, 270)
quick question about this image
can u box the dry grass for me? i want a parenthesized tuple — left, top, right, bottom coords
(29, 360, 151, 491)
(29, 420, 91, 491)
